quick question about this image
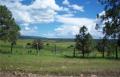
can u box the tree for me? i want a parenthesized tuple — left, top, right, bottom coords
(32, 39, 43, 54)
(75, 26, 94, 57)
(97, 36, 108, 58)
(117, 35, 120, 55)
(117, 34, 120, 47)
(84, 33, 94, 56)
(0, 5, 20, 53)
(97, 0, 120, 59)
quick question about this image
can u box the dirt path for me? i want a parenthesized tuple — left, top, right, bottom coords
(0, 71, 120, 77)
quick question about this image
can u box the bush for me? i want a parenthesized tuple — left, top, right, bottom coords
(26, 43, 31, 46)
(46, 43, 50, 46)
(67, 45, 74, 48)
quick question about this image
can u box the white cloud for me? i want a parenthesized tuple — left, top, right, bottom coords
(62, 7, 70, 12)
(62, 0, 84, 12)
(21, 23, 29, 26)
(0, 0, 103, 38)
(45, 25, 103, 38)
(99, 11, 105, 16)
(25, 26, 30, 31)
(54, 25, 79, 38)
(60, 13, 74, 17)
(20, 26, 38, 36)
(0, 0, 84, 26)
(63, 0, 70, 5)
(56, 15, 94, 27)
(70, 4, 84, 12)
(29, 0, 62, 11)
(0, 0, 62, 25)
(45, 15, 103, 38)
(34, 26, 38, 30)
(20, 29, 37, 36)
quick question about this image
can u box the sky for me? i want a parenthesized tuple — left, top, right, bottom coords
(0, 0, 104, 38)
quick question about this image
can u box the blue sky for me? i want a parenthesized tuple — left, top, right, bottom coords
(0, 0, 104, 38)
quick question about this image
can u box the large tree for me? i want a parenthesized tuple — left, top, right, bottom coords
(97, 36, 108, 58)
(84, 33, 94, 56)
(97, 0, 120, 59)
(75, 26, 94, 57)
(0, 5, 20, 53)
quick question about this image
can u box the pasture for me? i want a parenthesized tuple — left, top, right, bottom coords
(0, 39, 120, 77)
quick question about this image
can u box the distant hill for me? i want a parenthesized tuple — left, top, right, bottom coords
(19, 36, 46, 40)
(19, 36, 74, 42)
(19, 36, 116, 43)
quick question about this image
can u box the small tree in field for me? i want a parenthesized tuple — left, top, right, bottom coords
(32, 39, 43, 54)
(0, 5, 20, 53)
(75, 26, 94, 57)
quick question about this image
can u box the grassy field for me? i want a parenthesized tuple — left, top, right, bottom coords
(0, 39, 120, 77)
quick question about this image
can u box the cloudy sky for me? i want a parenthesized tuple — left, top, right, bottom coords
(0, 0, 104, 38)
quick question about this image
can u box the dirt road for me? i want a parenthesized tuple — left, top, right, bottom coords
(0, 71, 120, 77)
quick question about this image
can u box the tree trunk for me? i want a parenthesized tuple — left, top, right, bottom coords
(83, 52, 85, 57)
(115, 45, 118, 59)
(54, 45, 56, 54)
(36, 43, 39, 54)
(107, 51, 110, 57)
(102, 46, 105, 58)
(82, 45, 85, 58)
(103, 51, 104, 58)
(73, 48, 76, 57)
(11, 43, 13, 54)
(82, 50, 85, 58)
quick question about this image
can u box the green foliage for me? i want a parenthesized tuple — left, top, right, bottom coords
(97, 0, 120, 38)
(97, 0, 120, 59)
(117, 35, 120, 47)
(46, 43, 50, 46)
(0, 5, 20, 53)
(67, 45, 74, 48)
(32, 39, 44, 51)
(75, 26, 87, 51)
(75, 26, 94, 57)
(97, 0, 120, 36)
(0, 5, 20, 42)
(84, 33, 94, 54)
(97, 36, 109, 57)
(26, 42, 31, 46)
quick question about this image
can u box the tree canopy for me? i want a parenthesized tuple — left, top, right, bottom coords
(97, 0, 120, 38)
(0, 5, 20, 42)
(97, 0, 120, 59)
(0, 5, 20, 53)
(75, 26, 94, 57)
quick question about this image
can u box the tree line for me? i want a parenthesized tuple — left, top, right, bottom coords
(75, 0, 120, 59)
(0, 0, 120, 59)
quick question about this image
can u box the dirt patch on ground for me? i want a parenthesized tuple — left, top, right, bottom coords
(0, 71, 120, 77)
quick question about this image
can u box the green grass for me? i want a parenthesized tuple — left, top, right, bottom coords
(0, 54, 120, 76)
(0, 39, 120, 76)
